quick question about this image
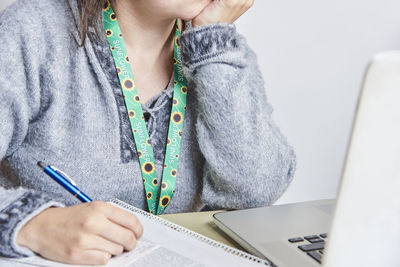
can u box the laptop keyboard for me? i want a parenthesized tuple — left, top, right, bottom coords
(288, 233, 328, 264)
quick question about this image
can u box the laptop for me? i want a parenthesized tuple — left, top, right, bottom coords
(213, 51, 400, 267)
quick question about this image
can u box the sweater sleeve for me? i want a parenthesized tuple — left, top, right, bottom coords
(179, 22, 296, 209)
(0, 84, 64, 258)
(0, 8, 64, 258)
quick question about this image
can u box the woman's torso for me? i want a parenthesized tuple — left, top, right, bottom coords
(0, 0, 206, 213)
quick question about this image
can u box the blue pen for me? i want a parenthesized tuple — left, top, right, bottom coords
(37, 161, 92, 203)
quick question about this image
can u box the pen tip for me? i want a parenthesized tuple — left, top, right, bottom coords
(37, 161, 47, 170)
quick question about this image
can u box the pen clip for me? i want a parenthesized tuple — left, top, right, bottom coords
(50, 166, 77, 186)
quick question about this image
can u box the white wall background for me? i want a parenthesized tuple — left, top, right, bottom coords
(235, 0, 400, 204)
(1, 0, 400, 204)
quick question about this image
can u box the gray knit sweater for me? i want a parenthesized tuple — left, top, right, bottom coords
(0, 0, 296, 258)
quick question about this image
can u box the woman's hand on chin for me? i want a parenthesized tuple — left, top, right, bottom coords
(192, 0, 254, 28)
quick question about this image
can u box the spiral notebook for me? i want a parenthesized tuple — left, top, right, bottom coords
(1, 199, 271, 267)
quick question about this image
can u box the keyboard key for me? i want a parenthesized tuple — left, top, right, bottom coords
(298, 242, 325, 252)
(319, 250, 324, 254)
(304, 235, 319, 241)
(320, 233, 328, 238)
(307, 251, 322, 263)
(309, 238, 324, 243)
(288, 237, 304, 243)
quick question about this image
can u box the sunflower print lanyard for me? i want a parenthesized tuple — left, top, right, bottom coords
(103, 0, 188, 215)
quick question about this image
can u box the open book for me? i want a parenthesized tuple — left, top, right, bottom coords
(1, 199, 271, 267)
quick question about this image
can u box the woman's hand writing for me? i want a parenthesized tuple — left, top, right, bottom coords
(17, 201, 143, 265)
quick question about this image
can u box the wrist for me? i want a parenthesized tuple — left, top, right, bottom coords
(192, 19, 230, 28)
(179, 22, 238, 67)
(192, 19, 211, 28)
(0, 190, 64, 258)
(16, 207, 56, 251)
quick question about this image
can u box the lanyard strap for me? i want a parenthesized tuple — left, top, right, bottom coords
(103, 1, 188, 215)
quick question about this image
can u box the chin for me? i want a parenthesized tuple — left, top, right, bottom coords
(173, 1, 210, 21)
(176, 10, 202, 21)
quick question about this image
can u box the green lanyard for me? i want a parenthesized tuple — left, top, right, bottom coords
(103, 1, 188, 215)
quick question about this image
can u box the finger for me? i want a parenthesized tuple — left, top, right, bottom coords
(76, 250, 111, 266)
(63, 249, 111, 266)
(86, 235, 124, 256)
(96, 219, 138, 251)
(104, 205, 144, 239)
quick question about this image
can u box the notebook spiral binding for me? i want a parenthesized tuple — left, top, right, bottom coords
(111, 199, 271, 266)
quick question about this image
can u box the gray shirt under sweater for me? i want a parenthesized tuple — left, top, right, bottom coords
(0, 0, 296, 258)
